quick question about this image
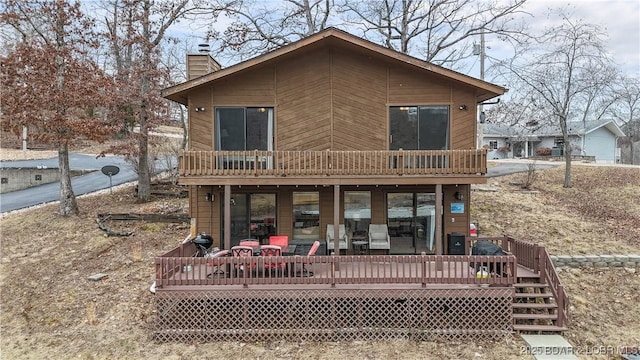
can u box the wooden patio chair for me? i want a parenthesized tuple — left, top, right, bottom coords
(326, 224, 348, 253)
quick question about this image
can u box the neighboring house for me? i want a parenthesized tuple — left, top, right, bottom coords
(483, 120, 625, 163)
(162, 28, 505, 256)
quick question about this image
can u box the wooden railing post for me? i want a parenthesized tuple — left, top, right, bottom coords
(420, 252, 427, 287)
(538, 247, 546, 281)
(556, 284, 566, 327)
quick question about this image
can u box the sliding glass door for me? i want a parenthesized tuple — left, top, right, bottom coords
(216, 107, 274, 169)
(387, 192, 436, 254)
(225, 193, 277, 247)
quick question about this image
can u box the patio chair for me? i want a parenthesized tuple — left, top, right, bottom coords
(268, 235, 289, 251)
(230, 245, 257, 275)
(368, 224, 391, 254)
(239, 239, 260, 248)
(260, 245, 286, 273)
(326, 224, 348, 253)
(205, 249, 230, 277)
(295, 240, 321, 277)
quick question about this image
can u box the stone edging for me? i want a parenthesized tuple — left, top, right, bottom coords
(551, 255, 640, 269)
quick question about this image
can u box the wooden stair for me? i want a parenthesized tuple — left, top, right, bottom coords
(512, 275, 567, 333)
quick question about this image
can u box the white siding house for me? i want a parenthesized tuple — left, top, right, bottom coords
(482, 120, 625, 163)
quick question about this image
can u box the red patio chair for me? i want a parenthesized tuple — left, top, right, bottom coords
(239, 239, 260, 248)
(260, 244, 286, 272)
(205, 249, 229, 277)
(269, 235, 289, 251)
(230, 245, 257, 275)
(295, 240, 320, 277)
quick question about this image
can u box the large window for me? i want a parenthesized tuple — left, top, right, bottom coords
(389, 106, 449, 150)
(215, 107, 273, 151)
(292, 192, 320, 243)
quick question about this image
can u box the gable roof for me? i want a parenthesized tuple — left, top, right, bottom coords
(484, 119, 626, 139)
(162, 27, 506, 105)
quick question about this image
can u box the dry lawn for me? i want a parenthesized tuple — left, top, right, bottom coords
(1, 159, 639, 359)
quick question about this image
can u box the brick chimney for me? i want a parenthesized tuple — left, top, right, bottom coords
(187, 44, 221, 80)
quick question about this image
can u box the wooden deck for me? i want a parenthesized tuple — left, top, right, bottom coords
(153, 236, 569, 342)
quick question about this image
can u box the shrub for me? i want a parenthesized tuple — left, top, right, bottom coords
(536, 147, 551, 156)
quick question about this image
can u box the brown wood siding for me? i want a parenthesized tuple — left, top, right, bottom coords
(388, 68, 452, 105)
(189, 89, 213, 151)
(276, 50, 332, 151)
(443, 184, 469, 243)
(191, 186, 219, 246)
(277, 190, 293, 238)
(370, 190, 386, 224)
(319, 187, 338, 239)
(331, 50, 388, 151)
(450, 88, 477, 149)
(211, 67, 275, 106)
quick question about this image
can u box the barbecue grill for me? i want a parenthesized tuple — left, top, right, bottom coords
(193, 232, 213, 256)
(470, 240, 507, 276)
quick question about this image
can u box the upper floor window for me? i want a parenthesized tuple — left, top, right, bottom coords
(389, 106, 449, 150)
(215, 107, 273, 151)
(489, 141, 498, 150)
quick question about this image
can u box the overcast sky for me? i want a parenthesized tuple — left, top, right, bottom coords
(169, 0, 639, 80)
(519, 0, 640, 77)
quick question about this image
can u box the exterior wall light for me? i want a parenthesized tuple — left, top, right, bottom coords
(454, 191, 464, 200)
(458, 104, 468, 111)
(195, 106, 205, 112)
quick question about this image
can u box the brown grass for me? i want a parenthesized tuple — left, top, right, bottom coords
(1, 162, 639, 359)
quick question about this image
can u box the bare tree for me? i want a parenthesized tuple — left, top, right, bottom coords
(610, 75, 640, 164)
(97, 0, 203, 201)
(208, 0, 334, 63)
(502, 9, 615, 187)
(338, 0, 528, 66)
(1, 0, 118, 216)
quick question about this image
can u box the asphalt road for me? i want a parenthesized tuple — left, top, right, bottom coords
(0, 154, 136, 213)
(1, 156, 557, 214)
(486, 160, 559, 177)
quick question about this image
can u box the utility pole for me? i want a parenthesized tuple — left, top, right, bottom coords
(477, 29, 486, 149)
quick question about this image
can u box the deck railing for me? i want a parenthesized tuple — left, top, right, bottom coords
(155, 252, 516, 288)
(467, 236, 569, 329)
(178, 149, 487, 177)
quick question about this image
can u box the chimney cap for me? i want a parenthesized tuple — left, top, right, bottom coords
(198, 43, 210, 53)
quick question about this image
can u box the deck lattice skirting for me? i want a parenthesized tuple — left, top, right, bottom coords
(154, 287, 513, 342)
(550, 255, 640, 268)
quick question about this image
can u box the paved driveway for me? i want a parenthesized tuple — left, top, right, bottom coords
(1, 154, 136, 213)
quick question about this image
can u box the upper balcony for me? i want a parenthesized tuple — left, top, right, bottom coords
(178, 149, 487, 185)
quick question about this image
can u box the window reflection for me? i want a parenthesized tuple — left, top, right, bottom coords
(344, 191, 371, 238)
(292, 192, 320, 243)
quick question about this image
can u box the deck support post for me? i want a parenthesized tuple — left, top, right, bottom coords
(435, 184, 443, 271)
(333, 184, 340, 271)
(224, 185, 231, 250)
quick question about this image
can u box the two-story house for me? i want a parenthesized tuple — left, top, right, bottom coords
(162, 28, 505, 256)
